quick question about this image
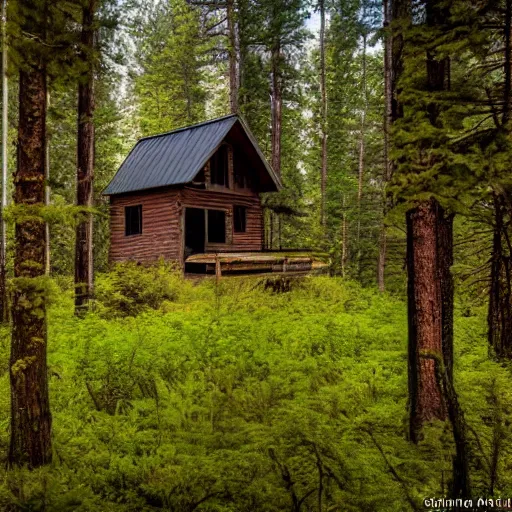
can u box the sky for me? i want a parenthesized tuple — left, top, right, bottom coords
(306, 10, 321, 35)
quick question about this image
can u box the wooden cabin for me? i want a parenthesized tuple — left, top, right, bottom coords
(104, 115, 283, 272)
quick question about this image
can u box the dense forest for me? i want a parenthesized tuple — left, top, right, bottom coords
(1, 0, 512, 510)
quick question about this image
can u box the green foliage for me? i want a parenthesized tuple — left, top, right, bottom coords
(94, 261, 192, 317)
(0, 271, 510, 510)
(132, 0, 210, 135)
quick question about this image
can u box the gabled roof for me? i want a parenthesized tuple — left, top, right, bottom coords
(103, 114, 281, 195)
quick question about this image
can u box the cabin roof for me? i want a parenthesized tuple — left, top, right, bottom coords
(103, 114, 282, 196)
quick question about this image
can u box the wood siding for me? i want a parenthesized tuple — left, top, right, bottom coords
(109, 188, 181, 264)
(180, 186, 263, 253)
(109, 186, 263, 267)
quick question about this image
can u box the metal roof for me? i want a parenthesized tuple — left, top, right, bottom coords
(103, 114, 281, 195)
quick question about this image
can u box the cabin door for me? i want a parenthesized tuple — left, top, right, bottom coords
(184, 208, 205, 258)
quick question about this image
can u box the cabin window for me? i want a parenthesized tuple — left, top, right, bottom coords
(234, 169, 244, 188)
(125, 205, 142, 236)
(207, 210, 226, 243)
(210, 145, 229, 187)
(233, 205, 247, 233)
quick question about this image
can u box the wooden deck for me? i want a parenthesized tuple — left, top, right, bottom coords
(184, 252, 329, 277)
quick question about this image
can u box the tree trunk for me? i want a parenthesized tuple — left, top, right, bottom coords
(341, 194, 347, 277)
(407, 199, 453, 441)
(391, 0, 407, 121)
(503, 0, 511, 126)
(487, 194, 512, 358)
(45, 90, 50, 275)
(227, 0, 240, 114)
(269, 209, 274, 250)
(0, 0, 8, 322)
(407, 0, 456, 442)
(378, 0, 394, 293)
(75, 0, 95, 314)
(487, 0, 512, 358)
(270, 43, 282, 177)
(319, 0, 327, 232)
(9, 58, 52, 467)
(356, 34, 367, 277)
(377, 224, 386, 292)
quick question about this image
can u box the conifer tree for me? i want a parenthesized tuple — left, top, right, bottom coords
(8, 0, 52, 467)
(0, 0, 7, 322)
(319, 0, 328, 232)
(133, 0, 207, 134)
(400, 0, 455, 442)
(75, 0, 97, 313)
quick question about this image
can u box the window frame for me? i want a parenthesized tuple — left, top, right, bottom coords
(125, 204, 143, 236)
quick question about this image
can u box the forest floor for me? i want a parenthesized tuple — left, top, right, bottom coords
(0, 266, 510, 511)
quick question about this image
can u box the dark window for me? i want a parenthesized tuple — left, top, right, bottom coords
(234, 169, 245, 188)
(233, 205, 247, 233)
(210, 145, 229, 187)
(208, 210, 226, 243)
(233, 150, 245, 188)
(125, 205, 142, 236)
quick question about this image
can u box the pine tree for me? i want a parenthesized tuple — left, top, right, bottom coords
(318, 0, 328, 233)
(75, 0, 97, 314)
(8, 0, 52, 468)
(0, 0, 7, 322)
(133, 0, 207, 135)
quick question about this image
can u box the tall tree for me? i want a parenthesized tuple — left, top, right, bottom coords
(227, 0, 240, 112)
(45, 91, 50, 275)
(8, 0, 52, 467)
(405, 0, 454, 441)
(0, 0, 7, 321)
(75, 0, 96, 313)
(319, 0, 327, 231)
(253, 0, 308, 178)
(133, 0, 207, 135)
(484, 0, 512, 360)
(377, 0, 392, 292)
(356, 32, 367, 276)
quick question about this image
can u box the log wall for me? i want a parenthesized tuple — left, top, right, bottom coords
(109, 188, 181, 264)
(180, 186, 263, 253)
(109, 185, 264, 267)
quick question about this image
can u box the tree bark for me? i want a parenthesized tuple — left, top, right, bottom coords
(227, 0, 240, 114)
(487, 194, 512, 359)
(502, 0, 511, 126)
(356, 34, 367, 277)
(487, 0, 512, 358)
(270, 43, 282, 177)
(319, 0, 327, 232)
(9, 49, 52, 467)
(407, 199, 451, 441)
(341, 194, 347, 277)
(377, 224, 386, 292)
(74, 0, 95, 314)
(407, 0, 455, 442)
(378, 0, 394, 293)
(0, 0, 8, 322)
(45, 90, 50, 275)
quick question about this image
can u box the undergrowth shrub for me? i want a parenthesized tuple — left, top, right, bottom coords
(0, 269, 510, 511)
(94, 261, 191, 317)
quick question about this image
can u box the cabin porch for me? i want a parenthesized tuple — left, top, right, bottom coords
(184, 251, 329, 277)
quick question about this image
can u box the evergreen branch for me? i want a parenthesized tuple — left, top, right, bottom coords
(20, 31, 68, 48)
(204, 17, 227, 33)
